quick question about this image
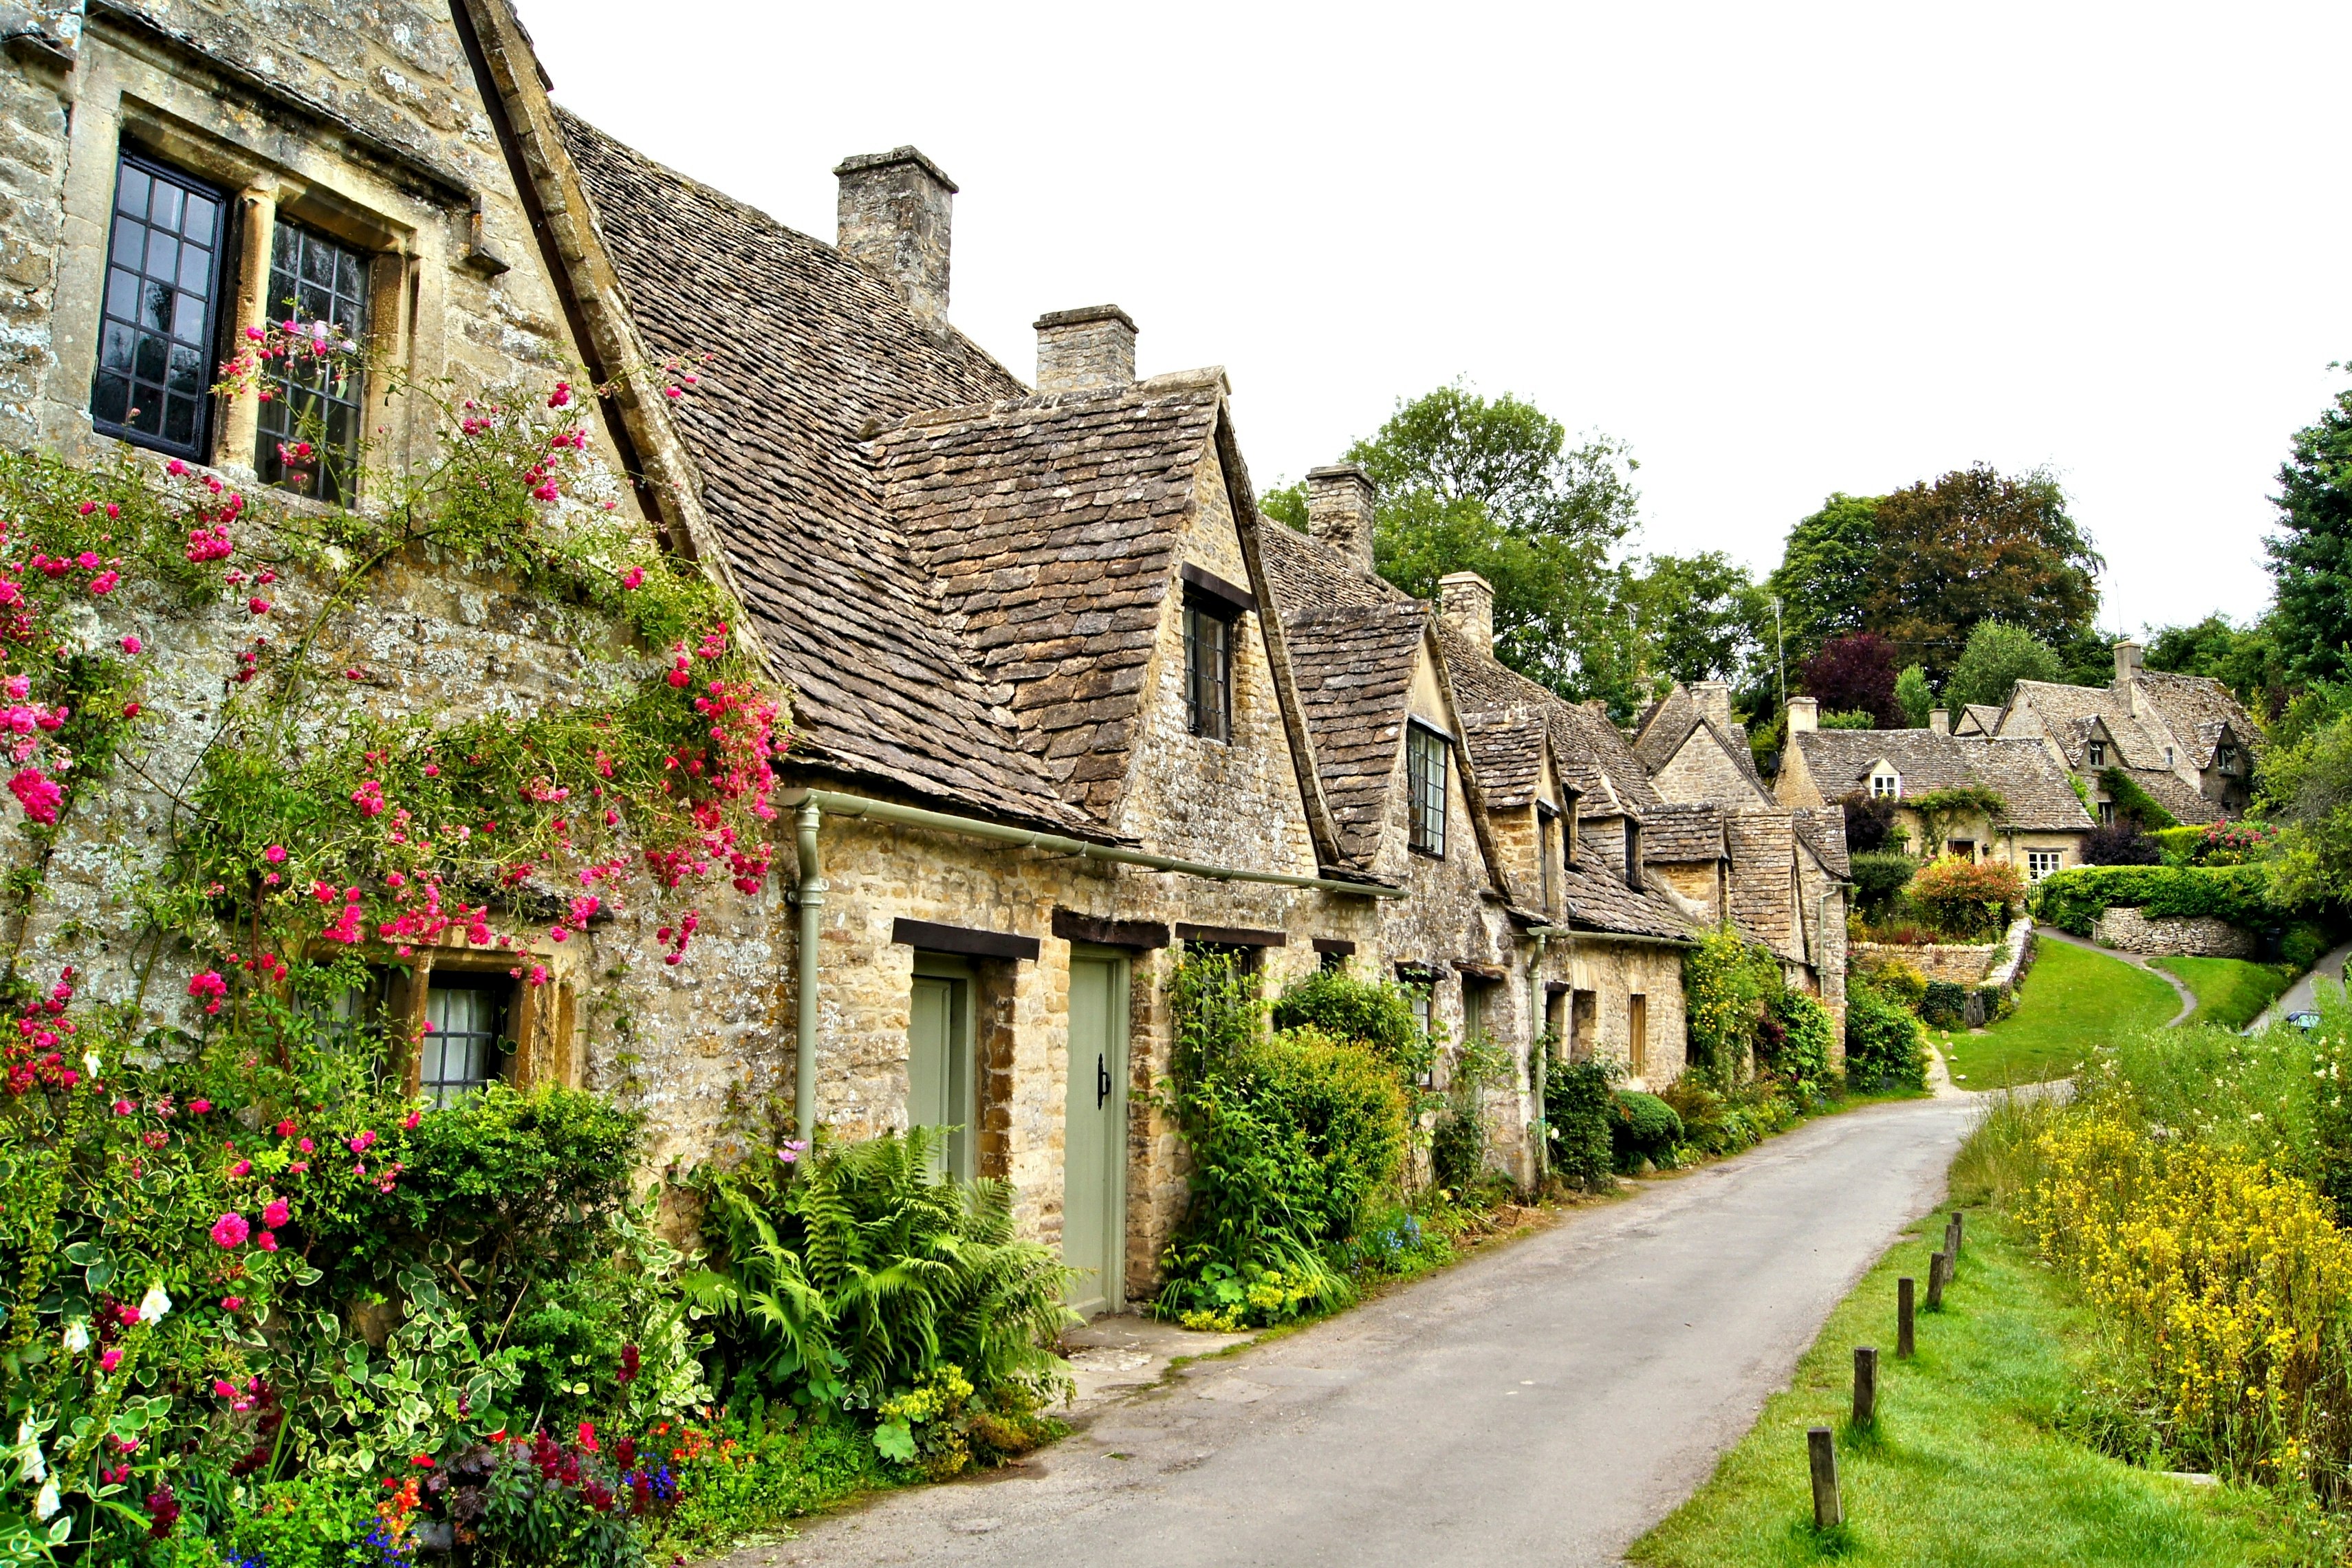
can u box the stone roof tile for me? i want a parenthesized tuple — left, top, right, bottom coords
(1792, 729, 2095, 832)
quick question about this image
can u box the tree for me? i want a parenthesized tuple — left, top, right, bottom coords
(1863, 466, 2102, 676)
(1626, 551, 1771, 692)
(2144, 612, 2294, 719)
(2269, 377, 2352, 686)
(1765, 492, 1879, 666)
(1895, 664, 1935, 728)
(1800, 633, 1902, 728)
(1944, 620, 2062, 711)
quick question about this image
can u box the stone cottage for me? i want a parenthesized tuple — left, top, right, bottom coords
(1970, 641, 2263, 825)
(1774, 698, 2095, 882)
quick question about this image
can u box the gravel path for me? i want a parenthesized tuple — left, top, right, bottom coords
(710, 1096, 1980, 1568)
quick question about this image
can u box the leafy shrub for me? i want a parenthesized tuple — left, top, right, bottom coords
(2029, 863, 2271, 937)
(1609, 1091, 1684, 1170)
(2098, 765, 2181, 829)
(1839, 791, 1904, 854)
(1682, 927, 1785, 1082)
(1845, 977, 1927, 1091)
(1818, 708, 1877, 730)
(1231, 1028, 1411, 1243)
(1272, 968, 1426, 1070)
(2285, 922, 2333, 972)
(1907, 856, 2025, 939)
(694, 1126, 1075, 1426)
(2082, 821, 2162, 865)
(2151, 819, 2280, 867)
(1944, 619, 2060, 710)
(1919, 980, 1968, 1030)
(1858, 955, 1928, 1011)
(1661, 1075, 1800, 1157)
(1763, 991, 1834, 1098)
(637, 1413, 889, 1559)
(1543, 1059, 1617, 1192)
(1848, 850, 1917, 917)
(1802, 633, 1904, 728)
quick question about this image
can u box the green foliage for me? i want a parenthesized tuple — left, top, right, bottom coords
(1624, 549, 1772, 696)
(1944, 619, 2063, 710)
(1763, 991, 1834, 1100)
(1844, 977, 1927, 1091)
(1765, 492, 1881, 664)
(1908, 856, 2026, 940)
(1230, 1029, 1411, 1243)
(2098, 766, 2180, 829)
(693, 1126, 1075, 1424)
(639, 1412, 893, 1558)
(1849, 849, 1917, 917)
(1609, 1091, 1684, 1170)
(2266, 370, 2352, 686)
(1543, 1059, 1618, 1192)
(1906, 783, 2010, 856)
(1681, 927, 1782, 1082)
(2145, 613, 2291, 721)
(2259, 708, 2352, 910)
(1864, 466, 2102, 677)
(2028, 864, 2272, 937)
(1921, 979, 1969, 1030)
(217, 1475, 383, 1568)
(1895, 663, 1937, 728)
(1657, 1075, 1803, 1159)
(1270, 968, 1428, 1080)
(1817, 708, 1877, 730)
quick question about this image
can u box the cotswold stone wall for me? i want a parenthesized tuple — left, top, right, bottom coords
(2091, 908, 2256, 959)
(1852, 939, 2003, 986)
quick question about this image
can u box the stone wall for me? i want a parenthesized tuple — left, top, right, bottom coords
(2091, 908, 2257, 959)
(1851, 939, 2003, 986)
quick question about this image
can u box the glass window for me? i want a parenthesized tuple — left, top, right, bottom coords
(2087, 741, 2106, 767)
(92, 152, 224, 460)
(257, 220, 371, 503)
(1183, 600, 1234, 742)
(2027, 849, 2062, 882)
(420, 974, 508, 1108)
(1869, 772, 1899, 800)
(1407, 723, 1448, 856)
(1538, 810, 1557, 912)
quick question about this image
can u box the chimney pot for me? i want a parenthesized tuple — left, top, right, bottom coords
(1928, 708, 1950, 735)
(1437, 571, 1495, 651)
(2113, 639, 2144, 686)
(1305, 464, 1378, 576)
(1786, 696, 1819, 734)
(834, 146, 955, 325)
(1034, 305, 1136, 391)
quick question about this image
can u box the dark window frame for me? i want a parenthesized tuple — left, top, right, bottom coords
(91, 149, 230, 462)
(1406, 721, 1449, 858)
(255, 217, 373, 503)
(1537, 803, 1560, 912)
(418, 970, 514, 1109)
(1183, 594, 1237, 743)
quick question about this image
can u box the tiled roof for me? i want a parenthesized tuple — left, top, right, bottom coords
(2006, 680, 2172, 772)
(1631, 685, 1695, 771)
(1956, 704, 2004, 737)
(1556, 845, 1699, 943)
(2137, 671, 2263, 770)
(1792, 729, 2095, 833)
(1791, 807, 1851, 879)
(1438, 629, 1662, 820)
(2124, 766, 2223, 825)
(1459, 706, 1549, 810)
(871, 376, 1226, 821)
(1644, 802, 1726, 863)
(556, 112, 1101, 829)
(1257, 525, 1430, 864)
(1725, 811, 1803, 961)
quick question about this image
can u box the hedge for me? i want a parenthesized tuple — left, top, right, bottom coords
(2027, 863, 2270, 937)
(2099, 765, 2181, 829)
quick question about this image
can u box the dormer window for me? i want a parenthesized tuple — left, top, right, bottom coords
(2087, 740, 2106, 767)
(1869, 769, 1899, 800)
(1538, 805, 1560, 913)
(1407, 721, 1449, 857)
(1623, 818, 1644, 891)
(2218, 743, 2239, 772)
(1183, 600, 1234, 741)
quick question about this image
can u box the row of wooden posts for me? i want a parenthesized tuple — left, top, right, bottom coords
(1807, 1209, 1965, 1531)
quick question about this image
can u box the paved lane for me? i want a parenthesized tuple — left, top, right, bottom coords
(730, 1095, 1980, 1568)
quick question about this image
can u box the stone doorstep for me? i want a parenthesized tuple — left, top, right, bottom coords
(1056, 1314, 1253, 1413)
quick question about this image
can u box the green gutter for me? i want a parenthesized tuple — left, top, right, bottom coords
(782, 786, 1403, 1137)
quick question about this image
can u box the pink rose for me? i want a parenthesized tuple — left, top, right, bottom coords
(209, 1212, 249, 1249)
(348, 1129, 376, 1155)
(120, 635, 142, 654)
(263, 845, 285, 864)
(262, 1199, 290, 1228)
(188, 1099, 210, 1114)
(100, 1348, 122, 1372)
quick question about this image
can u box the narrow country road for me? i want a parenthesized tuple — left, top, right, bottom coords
(714, 1095, 1981, 1568)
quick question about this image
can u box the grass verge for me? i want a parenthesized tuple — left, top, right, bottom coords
(2152, 956, 2298, 1030)
(1628, 1200, 2322, 1567)
(1937, 939, 2179, 1087)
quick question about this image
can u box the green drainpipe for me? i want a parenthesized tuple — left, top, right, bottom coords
(783, 787, 1405, 1140)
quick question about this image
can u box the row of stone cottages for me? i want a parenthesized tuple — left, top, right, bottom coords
(0, 0, 1847, 1314)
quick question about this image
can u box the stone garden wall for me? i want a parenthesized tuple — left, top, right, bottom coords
(2090, 908, 2258, 959)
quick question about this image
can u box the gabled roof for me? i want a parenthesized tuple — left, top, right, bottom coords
(870, 374, 1228, 821)
(1631, 685, 1697, 771)
(1791, 807, 1851, 880)
(1458, 706, 1551, 811)
(2007, 680, 2173, 772)
(2121, 766, 2223, 825)
(1643, 803, 1728, 864)
(1790, 729, 2095, 833)
(1954, 704, 2004, 737)
(1725, 811, 1804, 961)
(2136, 671, 2263, 770)
(1555, 845, 1699, 943)
(1437, 625, 1663, 820)
(556, 111, 1101, 829)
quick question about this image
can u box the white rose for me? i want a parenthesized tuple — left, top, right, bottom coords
(136, 1283, 171, 1322)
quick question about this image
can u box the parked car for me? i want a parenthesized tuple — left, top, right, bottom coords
(2287, 1010, 2322, 1031)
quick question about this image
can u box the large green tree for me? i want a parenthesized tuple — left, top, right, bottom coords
(2267, 380, 2352, 686)
(2144, 613, 2292, 719)
(1626, 550, 1772, 693)
(1943, 620, 2062, 711)
(1863, 466, 2102, 676)
(1764, 492, 1879, 664)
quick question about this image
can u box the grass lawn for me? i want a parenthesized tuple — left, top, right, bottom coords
(2152, 957, 2297, 1031)
(1936, 939, 2179, 1089)
(1628, 1206, 2322, 1567)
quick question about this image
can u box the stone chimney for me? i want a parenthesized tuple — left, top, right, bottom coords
(1786, 696, 1818, 734)
(1691, 680, 1733, 730)
(834, 146, 955, 325)
(1437, 571, 1494, 650)
(2113, 639, 2144, 687)
(1305, 464, 1378, 575)
(1034, 305, 1135, 391)
(1928, 708, 1949, 735)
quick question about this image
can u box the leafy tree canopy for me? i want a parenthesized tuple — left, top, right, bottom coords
(1944, 619, 2062, 712)
(1765, 492, 1879, 661)
(1895, 664, 1935, 728)
(1864, 466, 2102, 674)
(2268, 376, 2352, 687)
(1626, 549, 1772, 694)
(1801, 633, 1903, 728)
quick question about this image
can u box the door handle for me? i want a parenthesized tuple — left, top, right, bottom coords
(1097, 1052, 1111, 1109)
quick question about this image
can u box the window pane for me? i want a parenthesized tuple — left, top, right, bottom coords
(140, 278, 171, 334)
(171, 291, 205, 344)
(149, 182, 181, 232)
(181, 191, 216, 240)
(132, 331, 165, 385)
(177, 243, 212, 296)
(105, 269, 138, 327)
(161, 398, 196, 447)
(111, 216, 143, 270)
(91, 373, 129, 426)
(336, 247, 364, 298)
(166, 344, 202, 397)
(302, 237, 334, 286)
(116, 164, 149, 217)
(126, 395, 160, 436)
(143, 230, 177, 281)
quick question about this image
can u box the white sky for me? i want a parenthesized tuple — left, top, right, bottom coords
(526, 1, 2352, 636)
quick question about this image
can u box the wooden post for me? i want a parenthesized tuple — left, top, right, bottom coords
(1808, 1426, 1842, 1529)
(1897, 1276, 1915, 1358)
(1946, 1215, 1960, 1268)
(1852, 1346, 1877, 1428)
(1926, 1250, 1947, 1310)
(1952, 1209, 1965, 1259)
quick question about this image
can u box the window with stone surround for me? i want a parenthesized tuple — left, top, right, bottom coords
(1407, 722, 1449, 857)
(1538, 805, 1559, 913)
(1182, 599, 1233, 743)
(92, 151, 227, 461)
(2087, 740, 2106, 767)
(418, 972, 513, 1108)
(2027, 849, 2062, 882)
(256, 219, 371, 503)
(1869, 769, 1899, 801)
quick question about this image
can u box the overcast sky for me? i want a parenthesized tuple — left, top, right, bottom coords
(527, 1, 2352, 635)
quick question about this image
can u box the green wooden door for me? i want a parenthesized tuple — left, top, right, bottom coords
(1064, 952, 1129, 1317)
(908, 958, 974, 1181)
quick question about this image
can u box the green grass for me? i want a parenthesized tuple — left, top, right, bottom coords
(2151, 957, 2298, 1031)
(1629, 1206, 2327, 1567)
(1937, 939, 2180, 1088)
